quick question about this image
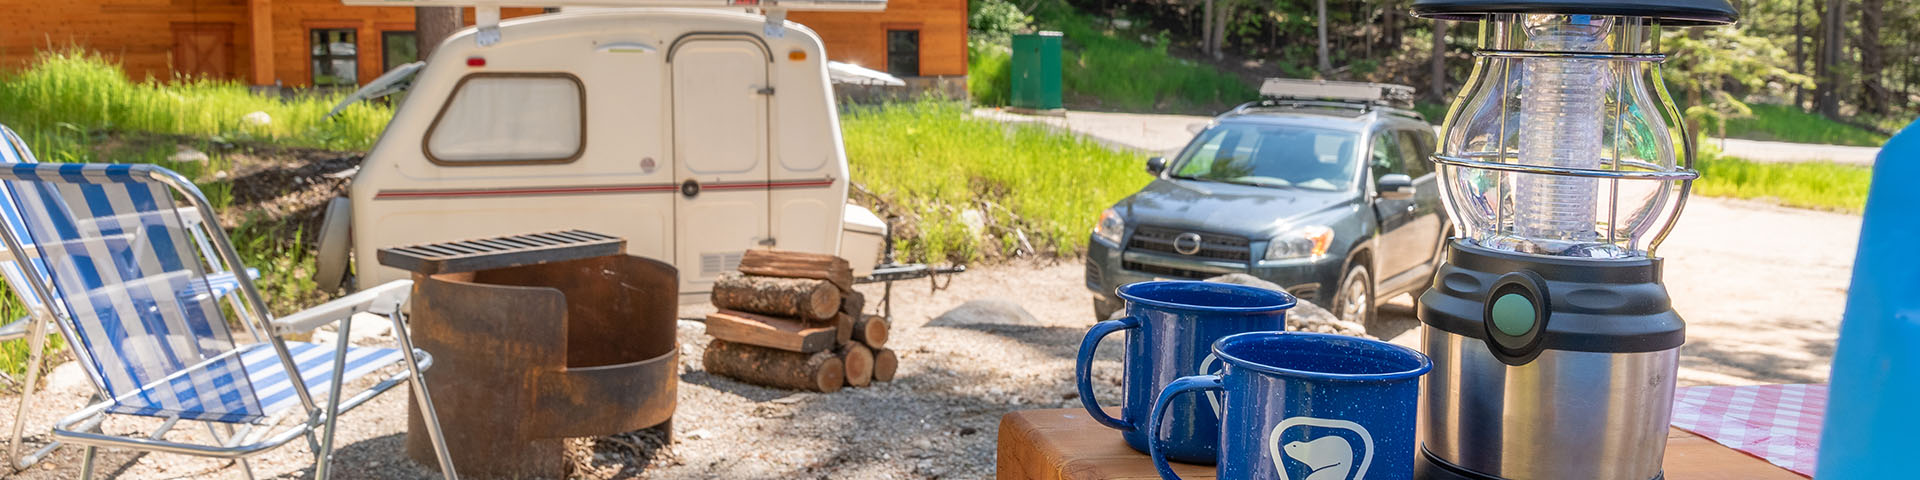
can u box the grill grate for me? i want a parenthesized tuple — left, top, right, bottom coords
(377, 230, 626, 275)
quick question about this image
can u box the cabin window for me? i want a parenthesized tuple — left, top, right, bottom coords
(310, 29, 358, 87)
(886, 30, 920, 77)
(425, 74, 586, 164)
(382, 31, 418, 72)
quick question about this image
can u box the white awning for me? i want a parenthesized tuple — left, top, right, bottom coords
(827, 61, 906, 87)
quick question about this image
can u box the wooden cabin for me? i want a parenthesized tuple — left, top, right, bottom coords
(0, 0, 965, 92)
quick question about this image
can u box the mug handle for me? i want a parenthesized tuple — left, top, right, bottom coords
(1149, 375, 1225, 480)
(1076, 315, 1140, 431)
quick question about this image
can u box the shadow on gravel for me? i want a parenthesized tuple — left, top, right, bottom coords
(1680, 312, 1838, 385)
(293, 432, 435, 480)
(921, 323, 1091, 360)
(679, 371, 806, 403)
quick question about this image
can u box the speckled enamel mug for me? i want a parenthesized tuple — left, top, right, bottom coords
(1149, 331, 1432, 480)
(1075, 281, 1295, 465)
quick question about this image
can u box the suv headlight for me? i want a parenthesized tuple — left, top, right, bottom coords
(1094, 208, 1125, 245)
(1265, 226, 1334, 260)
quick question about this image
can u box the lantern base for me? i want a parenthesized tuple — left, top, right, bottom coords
(1416, 448, 1664, 480)
(1418, 240, 1685, 364)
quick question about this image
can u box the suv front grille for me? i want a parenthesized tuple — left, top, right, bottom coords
(1128, 226, 1251, 261)
(1122, 261, 1217, 280)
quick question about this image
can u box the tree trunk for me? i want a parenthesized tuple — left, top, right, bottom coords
(415, 7, 462, 61)
(710, 272, 842, 321)
(1793, 0, 1806, 107)
(1201, 0, 1214, 57)
(1856, 0, 1889, 115)
(1815, 0, 1845, 118)
(704, 339, 845, 392)
(1211, 0, 1229, 59)
(1430, 20, 1449, 102)
(1316, 0, 1332, 74)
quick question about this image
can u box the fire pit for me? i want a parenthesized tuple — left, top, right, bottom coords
(379, 231, 678, 478)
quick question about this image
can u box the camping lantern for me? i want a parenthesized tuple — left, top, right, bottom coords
(1410, 1, 1735, 479)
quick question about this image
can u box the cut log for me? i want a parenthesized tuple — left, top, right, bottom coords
(834, 312, 855, 345)
(839, 343, 875, 387)
(740, 248, 855, 293)
(705, 310, 836, 353)
(853, 315, 890, 350)
(711, 272, 841, 321)
(703, 339, 844, 393)
(841, 290, 866, 316)
(872, 348, 898, 382)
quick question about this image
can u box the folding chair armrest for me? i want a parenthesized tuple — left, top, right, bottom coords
(270, 280, 413, 335)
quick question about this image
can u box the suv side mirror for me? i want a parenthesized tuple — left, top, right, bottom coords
(1146, 156, 1168, 176)
(1378, 173, 1415, 200)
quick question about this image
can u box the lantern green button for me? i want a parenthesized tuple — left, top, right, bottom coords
(1491, 293, 1536, 336)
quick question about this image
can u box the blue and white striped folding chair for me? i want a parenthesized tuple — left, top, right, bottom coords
(0, 124, 265, 470)
(0, 162, 456, 480)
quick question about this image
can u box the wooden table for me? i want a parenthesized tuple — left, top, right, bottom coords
(997, 408, 1808, 480)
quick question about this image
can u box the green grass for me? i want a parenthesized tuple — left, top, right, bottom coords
(968, 40, 1013, 106)
(968, 1, 1256, 111)
(842, 100, 1149, 262)
(0, 49, 392, 151)
(1707, 103, 1891, 148)
(0, 53, 345, 386)
(1692, 142, 1872, 213)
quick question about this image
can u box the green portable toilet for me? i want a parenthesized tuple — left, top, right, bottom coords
(1011, 31, 1063, 111)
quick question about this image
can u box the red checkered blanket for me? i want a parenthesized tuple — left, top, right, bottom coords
(1669, 384, 1825, 477)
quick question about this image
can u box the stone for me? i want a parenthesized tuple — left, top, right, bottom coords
(168, 146, 209, 163)
(241, 111, 272, 126)
(1203, 273, 1374, 339)
(929, 298, 1042, 327)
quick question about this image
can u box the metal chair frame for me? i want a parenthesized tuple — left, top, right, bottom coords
(0, 163, 457, 480)
(0, 126, 262, 471)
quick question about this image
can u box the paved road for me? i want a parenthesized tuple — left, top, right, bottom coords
(975, 108, 1885, 165)
(979, 107, 1860, 386)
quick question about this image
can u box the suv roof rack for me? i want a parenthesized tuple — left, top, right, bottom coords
(1229, 78, 1423, 121)
(1258, 78, 1415, 107)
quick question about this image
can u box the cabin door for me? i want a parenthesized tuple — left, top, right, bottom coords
(671, 37, 771, 295)
(172, 23, 234, 80)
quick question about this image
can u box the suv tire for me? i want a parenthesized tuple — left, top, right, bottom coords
(1093, 295, 1124, 322)
(1334, 265, 1375, 327)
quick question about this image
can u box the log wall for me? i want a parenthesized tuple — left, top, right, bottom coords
(2, 0, 966, 86)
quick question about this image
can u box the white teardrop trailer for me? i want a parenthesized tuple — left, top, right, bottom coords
(318, 0, 956, 304)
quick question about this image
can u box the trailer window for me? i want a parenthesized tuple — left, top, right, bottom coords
(425, 74, 585, 164)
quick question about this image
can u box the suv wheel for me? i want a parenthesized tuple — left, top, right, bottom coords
(1093, 295, 1124, 322)
(1334, 265, 1374, 327)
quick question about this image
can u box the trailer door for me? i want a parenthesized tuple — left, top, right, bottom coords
(671, 37, 771, 294)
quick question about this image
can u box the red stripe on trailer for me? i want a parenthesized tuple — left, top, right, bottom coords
(374, 178, 834, 199)
(375, 184, 678, 199)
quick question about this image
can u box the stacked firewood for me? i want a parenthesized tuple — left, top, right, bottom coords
(701, 249, 896, 392)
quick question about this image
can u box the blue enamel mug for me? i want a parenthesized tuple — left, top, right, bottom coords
(1150, 332, 1432, 480)
(1076, 281, 1295, 464)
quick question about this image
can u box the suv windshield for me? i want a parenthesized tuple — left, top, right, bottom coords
(1168, 123, 1360, 191)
